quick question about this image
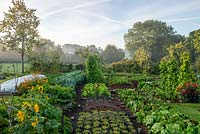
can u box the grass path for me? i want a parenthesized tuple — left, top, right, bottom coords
(170, 103, 200, 122)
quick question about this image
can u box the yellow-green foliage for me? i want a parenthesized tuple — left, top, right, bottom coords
(109, 59, 139, 73)
(82, 83, 111, 98)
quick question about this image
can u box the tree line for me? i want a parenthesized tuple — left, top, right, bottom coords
(124, 20, 200, 73)
(0, 0, 200, 74)
(0, 0, 125, 73)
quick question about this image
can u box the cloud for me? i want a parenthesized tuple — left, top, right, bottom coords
(0, 0, 11, 19)
(1, 0, 200, 49)
(125, 0, 200, 26)
(165, 16, 200, 23)
(74, 10, 124, 25)
(40, 0, 112, 19)
(39, 13, 124, 48)
(192, 23, 200, 28)
(28, 0, 200, 48)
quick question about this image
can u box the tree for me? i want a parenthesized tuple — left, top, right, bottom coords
(134, 47, 151, 73)
(29, 38, 62, 73)
(75, 45, 101, 62)
(124, 20, 183, 63)
(87, 45, 101, 54)
(183, 29, 199, 63)
(166, 42, 184, 66)
(102, 45, 125, 64)
(0, 0, 40, 73)
(193, 29, 200, 52)
(75, 47, 90, 62)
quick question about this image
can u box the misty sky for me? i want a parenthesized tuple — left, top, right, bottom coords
(0, 0, 200, 48)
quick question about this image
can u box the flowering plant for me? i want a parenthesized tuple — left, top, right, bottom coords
(13, 85, 63, 133)
(16, 78, 48, 95)
(176, 82, 200, 103)
(0, 85, 72, 133)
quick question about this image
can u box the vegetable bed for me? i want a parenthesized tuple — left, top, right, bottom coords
(76, 110, 136, 134)
(117, 88, 200, 134)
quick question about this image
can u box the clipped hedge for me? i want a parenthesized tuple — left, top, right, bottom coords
(104, 59, 140, 73)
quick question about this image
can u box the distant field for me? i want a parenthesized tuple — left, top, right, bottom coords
(0, 63, 30, 74)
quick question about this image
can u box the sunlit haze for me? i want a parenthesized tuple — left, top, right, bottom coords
(1, 0, 200, 48)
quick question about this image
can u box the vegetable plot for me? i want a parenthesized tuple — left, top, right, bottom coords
(82, 83, 111, 98)
(54, 70, 85, 88)
(117, 88, 200, 134)
(76, 110, 136, 134)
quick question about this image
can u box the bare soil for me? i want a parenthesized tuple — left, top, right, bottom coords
(64, 83, 147, 134)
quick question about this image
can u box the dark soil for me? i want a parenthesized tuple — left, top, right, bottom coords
(64, 83, 147, 134)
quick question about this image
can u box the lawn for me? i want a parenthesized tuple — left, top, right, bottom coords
(0, 63, 30, 74)
(0, 63, 30, 84)
(170, 103, 200, 122)
(0, 75, 14, 84)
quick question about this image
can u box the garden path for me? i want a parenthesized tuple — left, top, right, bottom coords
(64, 84, 147, 134)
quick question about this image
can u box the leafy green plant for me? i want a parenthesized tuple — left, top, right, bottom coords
(159, 52, 197, 101)
(82, 83, 111, 98)
(178, 52, 196, 84)
(44, 85, 76, 111)
(159, 57, 179, 100)
(54, 70, 85, 88)
(1, 85, 73, 134)
(85, 55, 104, 83)
(0, 104, 9, 133)
(76, 110, 135, 134)
(117, 88, 200, 134)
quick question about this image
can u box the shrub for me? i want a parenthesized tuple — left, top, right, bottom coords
(159, 57, 179, 100)
(178, 52, 195, 84)
(106, 59, 140, 73)
(29, 49, 61, 74)
(176, 82, 200, 103)
(85, 55, 104, 83)
(82, 83, 111, 98)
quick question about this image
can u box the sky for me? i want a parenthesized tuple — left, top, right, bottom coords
(0, 0, 200, 49)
